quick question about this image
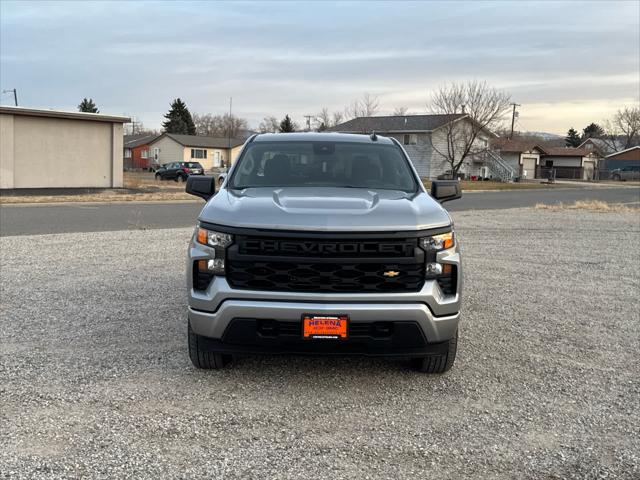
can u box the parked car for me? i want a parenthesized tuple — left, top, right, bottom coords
(155, 162, 205, 182)
(610, 166, 640, 181)
(184, 132, 463, 373)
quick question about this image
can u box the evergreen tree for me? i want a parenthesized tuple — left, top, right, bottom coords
(162, 98, 196, 135)
(582, 123, 604, 139)
(78, 98, 99, 113)
(279, 114, 295, 133)
(565, 128, 581, 147)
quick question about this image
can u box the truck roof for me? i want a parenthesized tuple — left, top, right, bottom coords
(252, 132, 396, 145)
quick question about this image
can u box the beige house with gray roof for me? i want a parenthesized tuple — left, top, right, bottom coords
(148, 133, 245, 171)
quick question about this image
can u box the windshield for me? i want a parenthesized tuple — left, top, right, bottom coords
(229, 141, 418, 192)
(185, 162, 203, 168)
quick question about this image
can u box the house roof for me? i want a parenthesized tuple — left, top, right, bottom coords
(151, 133, 245, 149)
(578, 137, 623, 155)
(124, 133, 159, 148)
(491, 138, 547, 154)
(327, 114, 468, 133)
(543, 147, 591, 157)
(0, 105, 130, 123)
(605, 145, 640, 158)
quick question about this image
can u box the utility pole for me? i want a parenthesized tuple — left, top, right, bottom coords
(2, 89, 18, 106)
(509, 103, 520, 139)
(227, 96, 232, 150)
(304, 115, 313, 132)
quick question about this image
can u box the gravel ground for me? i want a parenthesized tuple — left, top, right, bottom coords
(1, 208, 639, 479)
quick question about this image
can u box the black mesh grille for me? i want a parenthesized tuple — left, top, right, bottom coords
(227, 234, 425, 293)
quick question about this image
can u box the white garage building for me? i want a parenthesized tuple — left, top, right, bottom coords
(0, 106, 130, 189)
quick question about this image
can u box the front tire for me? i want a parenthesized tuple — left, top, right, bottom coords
(612, 174, 621, 181)
(155, 173, 161, 181)
(188, 321, 232, 370)
(177, 174, 187, 183)
(411, 329, 458, 373)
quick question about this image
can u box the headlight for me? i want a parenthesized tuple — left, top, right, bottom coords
(419, 231, 455, 251)
(194, 226, 233, 278)
(196, 227, 233, 248)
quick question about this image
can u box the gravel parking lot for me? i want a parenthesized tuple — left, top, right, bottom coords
(1, 208, 639, 479)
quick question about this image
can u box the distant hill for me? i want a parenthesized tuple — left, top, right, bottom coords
(520, 131, 563, 140)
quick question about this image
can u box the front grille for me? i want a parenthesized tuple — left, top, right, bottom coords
(227, 234, 426, 293)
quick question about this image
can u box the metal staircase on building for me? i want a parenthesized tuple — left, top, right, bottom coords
(485, 150, 516, 182)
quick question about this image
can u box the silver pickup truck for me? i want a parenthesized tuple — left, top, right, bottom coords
(185, 132, 462, 373)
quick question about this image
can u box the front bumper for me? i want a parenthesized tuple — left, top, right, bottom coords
(187, 232, 462, 355)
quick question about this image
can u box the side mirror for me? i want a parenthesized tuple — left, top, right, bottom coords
(186, 175, 216, 201)
(431, 180, 462, 203)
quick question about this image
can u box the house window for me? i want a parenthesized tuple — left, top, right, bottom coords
(124, 148, 131, 158)
(191, 148, 207, 159)
(403, 134, 417, 145)
(140, 149, 148, 159)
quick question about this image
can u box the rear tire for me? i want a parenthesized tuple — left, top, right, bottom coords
(612, 174, 621, 181)
(177, 174, 187, 183)
(411, 329, 458, 373)
(188, 321, 232, 370)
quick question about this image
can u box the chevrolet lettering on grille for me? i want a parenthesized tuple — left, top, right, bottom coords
(240, 239, 414, 256)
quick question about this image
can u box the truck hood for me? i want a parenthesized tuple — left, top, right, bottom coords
(198, 187, 452, 232)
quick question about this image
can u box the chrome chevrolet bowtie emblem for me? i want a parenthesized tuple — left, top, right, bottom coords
(383, 270, 400, 278)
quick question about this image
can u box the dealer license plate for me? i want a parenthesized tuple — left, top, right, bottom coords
(302, 315, 348, 340)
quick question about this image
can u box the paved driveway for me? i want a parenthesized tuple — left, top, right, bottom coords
(1, 186, 639, 236)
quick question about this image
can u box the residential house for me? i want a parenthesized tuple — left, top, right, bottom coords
(490, 139, 547, 180)
(539, 147, 598, 180)
(123, 133, 158, 170)
(578, 137, 623, 160)
(147, 133, 246, 171)
(603, 146, 640, 170)
(1, 106, 129, 189)
(328, 114, 500, 180)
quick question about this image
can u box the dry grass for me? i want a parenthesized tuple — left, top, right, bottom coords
(0, 172, 195, 204)
(0, 191, 195, 204)
(535, 200, 640, 213)
(423, 180, 571, 191)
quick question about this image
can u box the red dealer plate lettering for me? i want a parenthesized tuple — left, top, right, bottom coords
(302, 315, 348, 340)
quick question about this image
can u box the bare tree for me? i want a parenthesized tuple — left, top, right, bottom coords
(393, 106, 409, 116)
(315, 107, 332, 131)
(344, 92, 380, 120)
(331, 111, 344, 127)
(602, 106, 640, 150)
(221, 113, 248, 138)
(258, 116, 280, 133)
(193, 112, 248, 137)
(427, 81, 511, 177)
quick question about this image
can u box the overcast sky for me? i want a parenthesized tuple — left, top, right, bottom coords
(1, 0, 639, 134)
